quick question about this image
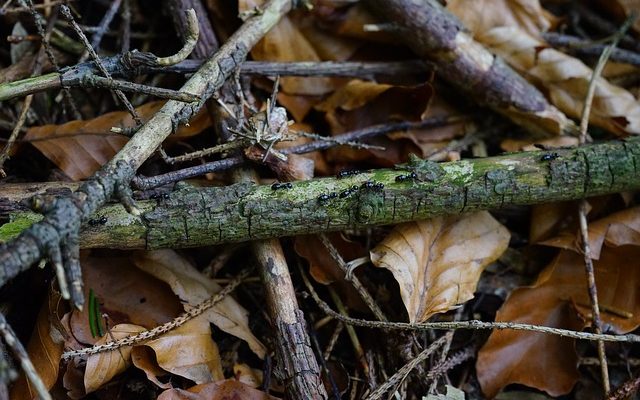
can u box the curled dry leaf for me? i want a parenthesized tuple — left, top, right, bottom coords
(10, 290, 66, 400)
(143, 317, 225, 384)
(24, 101, 211, 180)
(446, 0, 640, 136)
(157, 379, 280, 400)
(540, 205, 640, 259)
(370, 211, 510, 323)
(488, 26, 640, 135)
(84, 323, 146, 394)
(478, 246, 640, 397)
(133, 250, 266, 358)
(131, 346, 173, 389)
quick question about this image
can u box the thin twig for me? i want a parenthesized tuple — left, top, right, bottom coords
(155, 9, 199, 66)
(543, 33, 640, 66)
(21, 0, 81, 119)
(62, 268, 250, 359)
(0, 0, 69, 14)
(576, 14, 635, 396)
(0, 96, 33, 177)
(0, 60, 429, 102)
(328, 286, 371, 380)
(120, 0, 131, 53)
(89, 0, 122, 54)
(75, 75, 200, 102)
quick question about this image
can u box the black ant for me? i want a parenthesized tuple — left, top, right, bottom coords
(395, 172, 417, 182)
(361, 181, 385, 190)
(540, 152, 559, 162)
(88, 216, 108, 226)
(339, 186, 359, 198)
(336, 170, 360, 179)
(271, 182, 293, 191)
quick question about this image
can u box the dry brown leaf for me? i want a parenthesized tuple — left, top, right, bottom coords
(10, 290, 65, 400)
(387, 97, 472, 158)
(69, 252, 183, 346)
(315, 80, 432, 166)
(446, 0, 640, 135)
(370, 212, 510, 322)
(478, 26, 640, 135)
(133, 250, 266, 358)
(478, 245, 640, 397)
(157, 379, 280, 400)
(144, 317, 225, 384)
(24, 101, 211, 180)
(131, 346, 173, 389)
(84, 323, 146, 394)
(294, 234, 366, 284)
(478, 205, 640, 397)
(446, 0, 557, 37)
(239, 0, 335, 95)
(540, 205, 640, 259)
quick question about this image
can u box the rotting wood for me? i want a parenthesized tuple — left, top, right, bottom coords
(2, 138, 639, 249)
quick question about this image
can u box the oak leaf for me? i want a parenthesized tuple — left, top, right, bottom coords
(370, 211, 510, 322)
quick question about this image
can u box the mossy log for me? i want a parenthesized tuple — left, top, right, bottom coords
(3, 139, 639, 249)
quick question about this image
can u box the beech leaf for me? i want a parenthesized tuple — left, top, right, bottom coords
(133, 250, 266, 358)
(370, 211, 510, 322)
(144, 317, 225, 384)
(478, 206, 640, 397)
(446, 0, 557, 37)
(84, 323, 146, 394)
(10, 291, 65, 400)
(24, 101, 211, 180)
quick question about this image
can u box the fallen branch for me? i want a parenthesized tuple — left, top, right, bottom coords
(3, 138, 639, 249)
